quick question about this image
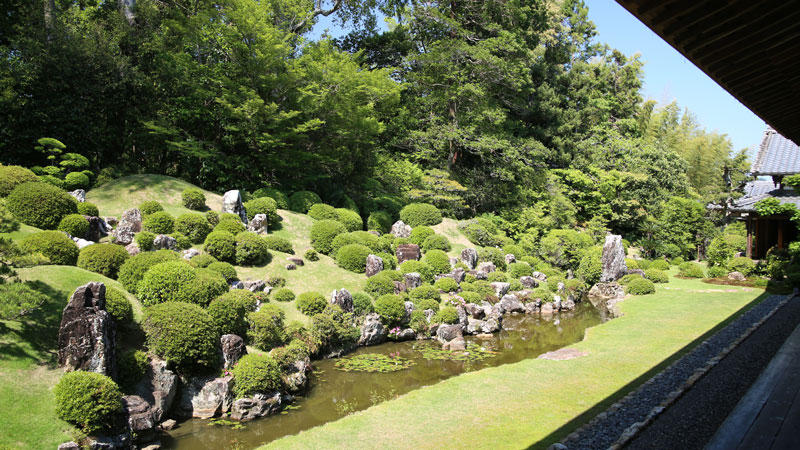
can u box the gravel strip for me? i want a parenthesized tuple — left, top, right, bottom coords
(558, 294, 791, 450)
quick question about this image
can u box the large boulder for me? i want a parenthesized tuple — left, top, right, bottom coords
(520, 276, 538, 289)
(243, 280, 266, 292)
(390, 220, 412, 238)
(222, 190, 248, 224)
(451, 268, 466, 283)
(728, 271, 747, 281)
(122, 395, 156, 443)
(358, 313, 387, 346)
(85, 216, 109, 242)
(220, 334, 246, 369)
(57, 282, 116, 379)
(247, 214, 268, 234)
(230, 391, 286, 422)
(283, 358, 311, 393)
(112, 208, 142, 245)
(600, 234, 627, 282)
(497, 294, 525, 314)
(491, 282, 510, 298)
(477, 262, 496, 273)
(404, 272, 422, 291)
(177, 376, 233, 419)
(135, 358, 177, 423)
(365, 254, 384, 277)
(153, 234, 177, 251)
(330, 288, 354, 313)
(464, 303, 485, 320)
(396, 243, 421, 264)
(69, 189, 86, 203)
(436, 324, 463, 344)
(461, 248, 478, 269)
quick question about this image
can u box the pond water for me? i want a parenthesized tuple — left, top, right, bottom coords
(163, 303, 606, 449)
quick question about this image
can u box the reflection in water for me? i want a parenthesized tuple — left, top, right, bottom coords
(164, 303, 606, 449)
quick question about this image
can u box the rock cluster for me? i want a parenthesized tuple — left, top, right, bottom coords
(330, 288, 354, 313)
(112, 208, 142, 245)
(248, 213, 268, 234)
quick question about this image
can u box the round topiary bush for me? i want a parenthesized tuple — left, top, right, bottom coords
(182, 188, 206, 210)
(433, 306, 458, 324)
(143, 301, 219, 372)
(335, 208, 362, 232)
(174, 213, 212, 244)
(267, 276, 287, 288)
(413, 297, 440, 312)
(364, 271, 398, 297)
(308, 203, 338, 221)
(244, 196, 279, 226)
(644, 269, 669, 284)
(422, 234, 451, 252)
(205, 211, 219, 227)
(728, 256, 756, 276)
(19, 231, 79, 265)
(117, 349, 149, 393)
(143, 211, 174, 234)
(367, 210, 392, 234)
(649, 259, 670, 271)
(54, 371, 122, 433)
(0, 165, 39, 197)
(0, 200, 19, 233)
(399, 260, 435, 283)
(310, 219, 347, 254)
(247, 304, 286, 351)
(434, 277, 459, 292)
(399, 203, 442, 227)
(207, 290, 258, 336)
(374, 294, 406, 326)
(352, 292, 374, 315)
(487, 271, 508, 282)
(139, 200, 163, 216)
(251, 187, 289, 209)
(422, 249, 451, 275)
(206, 261, 237, 282)
(478, 246, 507, 271)
(234, 232, 271, 266)
(507, 262, 532, 278)
(303, 248, 319, 261)
(39, 174, 65, 189)
(707, 265, 728, 278)
(409, 285, 440, 302)
(335, 243, 372, 273)
(77, 243, 130, 278)
(296, 291, 327, 316)
(214, 218, 246, 235)
(204, 231, 236, 263)
(178, 269, 228, 307)
(64, 172, 90, 191)
(171, 232, 192, 250)
(678, 262, 705, 278)
(330, 231, 388, 255)
(76, 202, 99, 217)
(135, 231, 156, 251)
(460, 291, 484, 304)
(409, 226, 435, 246)
(189, 253, 218, 268)
(117, 250, 179, 294)
(263, 235, 294, 254)
(58, 214, 90, 239)
(626, 277, 656, 295)
(231, 353, 282, 398)
(288, 191, 322, 213)
(7, 182, 78, 229)
(272, 287, 295, 303)
(137, 261, 197, 306)
(105, 287, 133, 324)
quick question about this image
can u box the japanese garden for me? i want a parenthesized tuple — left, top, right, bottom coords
(1, 1, 797, 449)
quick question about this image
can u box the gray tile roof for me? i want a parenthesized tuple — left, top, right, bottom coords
(751, 128, 800, 176)
(728, 180, 800, 213)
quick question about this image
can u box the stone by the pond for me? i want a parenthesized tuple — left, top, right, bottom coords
(122, 395, 156, 442)
(57, 282, 116, 378)
(358, 313, 387, 346)
(461, 248, 478, 269)
(520, 276, 538, 289)
(491, 282, 510, 298)
(135, 358, 177, 423)
(465, 303, 485, 319)
(481, 317, 501, 333)
(466, 318, 484, 334)
(177, 376, 233, 419)
(220, 334, 246, 369)
(456, 305, 469, 327)
(498, 294, 525, 314)
(160, 419, 177, 430)
(365, 254, 383, 277)
(541, 302, 554, 315)
(449, 257, 459, 267)
(285, 264, 296, 270)
(112, 208, 142, 245)
(283, 358, 311, 393)
(247, 213, 268, 234)
(477, 261, 496, 273)
(287, 256, 304, 266)
(587, 282, 625, 302)
(600, 234, 627, 282)
(443, 336, 466, 351)
(394, 328, 416, 341)
(70, 189, 86, 202)
(436, 323, 463, 344)
(728, 271, 746, 281)
(153, 234, 177, 250)
(404, 272, 422, 291)
(183, 248, 200, 260)
(222, 190, 248, 224)
(243, 280, 266, 292)
(230, 391, 286, 422)
(390, 220, 412, 238)
(561, 295, 576, 311)
(396, 243, 421, 264)
(553, 295, 562, 311)
(330, 288, 354, 313)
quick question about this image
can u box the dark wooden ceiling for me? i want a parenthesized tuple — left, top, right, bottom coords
(615, 0, 800, 144)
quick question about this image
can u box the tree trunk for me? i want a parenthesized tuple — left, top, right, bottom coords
(43, 0, 55, 34)
(119, 0, 135, 24)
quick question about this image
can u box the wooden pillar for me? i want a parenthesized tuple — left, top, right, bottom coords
(746, 216, 753, 258)
(778, 220, 785, 249)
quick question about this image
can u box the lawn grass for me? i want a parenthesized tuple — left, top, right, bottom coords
(86, 174, 223, 217)
(263, 274, 767, 449)
(432, 218, 472, 258)
(0, 223, 41, 241)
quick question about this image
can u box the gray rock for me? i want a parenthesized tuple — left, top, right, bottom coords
(424, 309, 436, 322)
(557, 282, 565, 293)
(477, 261, 496, 273)
(449, 257, 459, 267)
(183, 248, 200, 260)
(553, 295, 562, 311)
(396, 243, 421, 264)
(587, 282, 625, 302)
(524, 302, 540, 314)
(728, 271, 746, 281)
(220, 334, 246, 369)
(57, 282, 116, 378)
(505, 254, 516, 264)
(125, 243, 140, 256)
(230, 391, 285, 421)
(330, 288, 354, 313)
(600, 234, 627, 282)
(247, 213, 268, 234)
(135, 358, 177, 423)
(69, 189, 86, 202)
(456, 305, 469, 327)
(466, 318, 484, 334)
(160, 419, 177, 430)
(122, 395, 156, 442)
(403, 301, 415, 324)
(222, 190, 248, 224)
(532, 271, 548, 282)
(393, 280, 407, 294)
(404, 272, 422, 291)
(86, 434, 130, 450)
(285, 264, 296, 270)
(451, 268, 466, 283)
(491, 282, 510, 298)
(74, 238, 94, 249)
(464, 303, 485, 319)
(436, 324, 463, 344)
(390, 220, 412, 238)
(287, 256, 304, 266)
(461, 248, 478, 269)
(561, 295, 576, 311)
(177, 376, 233, 419)
(112, 208, 142, 245)
(541, 302, 555, 315)
(394, 328, 416, 341)
(282, 358, 311, 393)
(481, 317, 501, 333)
(358, 313, 387, 346)
(443, 336, 466, 351)
(85, 216, 109, 242)
(365, 254, 383, 277)
(471, 270, 488, 280)
(58, 442, 80, 450)
(498, 294, 525, 314)
(243, 280, 266, 292)
(626, 268, 646, 277)
(520, 276, 538, 289)
(230, 281, 244, 290)
(153, 234, 177, 251)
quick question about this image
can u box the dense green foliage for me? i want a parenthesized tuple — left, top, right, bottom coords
(175, 213, 212, 244)
(272, 287, 295, 303)
(374, 294, 406, 326)
(263, 235, 294, 254)
(19, 231, 79, 265)
(134, 231, 156, 251)
(143, 211, 174, 234)
(105, 287, 133, 323)
(7, 182, 77, 229)
(400, 203, 442, 227)
(117, 250, 178, 294)
(310, 220, 347, 254)
(57, 214, 89, 238)
(352, 292, 374, 316)
(204, 231, 237, 263)
(137, 261, 196, 306)
(182, 189, 206, 210)
(206, 261, 238, 282)
(0, 165, 39, 197)
(289, 192, 322, 213)
(296, 291, 327, 316)
(626, 277, 656, 295)
(76, 202, 99, 216)
(231, 354, 283, 398)
(244, 196, 279, 225)
(234, 232, 271, 266)
(248, 305, 286, 351)
(143, 301, 220, 373)
(53, 371, 122, 434)
(335, 243, 372, 273)
(678, 262, 706, 278)
(207, 290, 258, 337)
(0, 282, 49, 320)
(139, 201, 163, 216)
(77, 244, 129, 278)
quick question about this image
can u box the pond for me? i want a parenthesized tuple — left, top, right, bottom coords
(163, 302, 607, 449)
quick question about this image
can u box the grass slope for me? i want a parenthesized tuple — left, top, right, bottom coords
(263, 275, 765, 449)
(433, 218, 473, 257)
(87, 174, 223, 217)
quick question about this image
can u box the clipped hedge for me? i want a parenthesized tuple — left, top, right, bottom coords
(421, 234, 451, 252)
(272, 287, 295, 303)
(178, 269, 229, 307)
(433, 306, 459, 324)
(399, 203, 442, 227)
(7, 182, 78, 229)
(244, 196, 279, 225)
(310, 219, 346, 254)
(422, 249, 451, 275)
(367, 210, 392, 234)
(137, 261, 197, 306)
(139, 200, 163, 216)
(728, 256, 756, 276)
(507, 262, 532, 278)
(365, 271, 398, 297)
(105, 287, 133, 323)
(251, 187, 289, 209)
(77, 243, 130, 278)
(54, 371, 122, 433)
(335, 208, 362, 232)
(143, 211, 174, 234)
(207, 290, 256, 336)
(235, 232, 271, 266)
(117, 250, 179, 294)
(76, 202, 99, 217)
(64, 172, 90, 191)
(207, 261, 237, 282)
(644, 269, 669, 283)
(19, 231, 79, 265)
(626, 277, 656, 295)
(214, 217, 246, 235)
(434, 277, 459, 292)
(248, 304, 286, 351)
(296, 291, 327, 316)
(182, 188, 206, 210)
(204, 231, 236, 263)
(409, 226, 435, 246)
(0, 165, 39, 197)
(374, 294, 406, 326)
(174, 213, 212, 244)
(144, 301, 220, 372)
(678, 262, 705, 278)
(58, 214, 89, 238)
(399, 260, 435, 284)
(288, 191, 322, 213)
(330, 230, 389, 255)
(308, 203, 338, 221)
(352, 292, 374, 316)
(190, 253, 217, 268)
(231, 354, 282, 398)
(263, 235, 293, 254)
(135, 231, 156, 251)
(335, 243, 372, 273)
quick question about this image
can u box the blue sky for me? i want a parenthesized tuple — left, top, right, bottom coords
(311, 0, 766, 153)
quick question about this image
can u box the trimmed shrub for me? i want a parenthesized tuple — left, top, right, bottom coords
(304, 249, 319, 261)
(376, 251, 397, 270)
(179, 269, 229, 307)
(54, 371, 122, 433)
(487, 271, 508, 282)
(335, 208, 363, 232)
(64, 172, 90, 191)
(367, 210, 392, 233)
(707, 265, 728, 278)
(207, 261, 237, 282)
(39, 174, 65, 189)
(117, 250, 178, 294)
(251, 187, 289, 209)
(143, 211, 174, 234)
(670, 256, 685, 266)
(231, 354, 282, 398)
(435, 277, 459, 292)
(636, 259, 651, 270)
(330, 231, 389, 255)
(422, 234, 451, 252)
(507, 262, 532, 278)
(478, 247, 507, 271)
(207, 291, 256, 336)
(0, 165, 38, 197)
(143, 301, 219, 372)
(649, 259, 670, 270)
(422, 249, 451, 275)
(308, 203, 338, 220)
(374, 294, 406, 326)
(182, 188, 206, 210)
(460, 280, 494, 298)
(297, 291, 327, 316)
(626, 277, 656, 295)
(0, 200, 20, 233)
(678, 262, 705, 278)
(432, 306, 458, 324)
(352, 292, 374, 316)
(309, 305, 359, 355)
(399, 260, 435, 283)
(117, 350, 149, 393)
(728, 256, 756, 276)
(174, 213, 212, 244)
(76, 202, 99, 217)
(235, 232, 271, 266)
(171, 232, 192, 250)
(288, 191, 322, 213)
(644, 269, 669, 283)
(204, 231, 236, 263)
(409, 226, 435, 246)
(137, 261, 197, 306)
(205, 211, 220, 227)
(460, 291, 484, 304)
(399, 203, 442, 226)
(310, 219, 346, 254)
(625, 258, 640, 270)
(244, 196, 279, 226)
(105, 287, 133, 323)
(135, 231, 156, 251)
(503, 244, 526, 259)
(190, 253, 217, 268)
(58, 214, 89, 238)
(413, 297, 440, 312)
(409, 285, 440, 302)
(19, 231, 79, 265)
(7, 182, 77, 229)
(272, 287, 295, 303)
(365, 271, 398, 297)
(619, 273, 643, 285)
(509, 279, 523, 291)
(461, 222, 502, 247)
(248, 304, 286, 351)
(263, 235, 293, 254)
(139, 200, 163, 216)
(77, 244, 130, 278)
(576, 247, 602, 285)
(335, 243, 372, 273)
(267, 276, 286, 288)
(214, 218, 246, 235)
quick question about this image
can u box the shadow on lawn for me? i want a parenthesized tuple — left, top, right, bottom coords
(0, 280, 66, 367)
(528, 291, 771, 450)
